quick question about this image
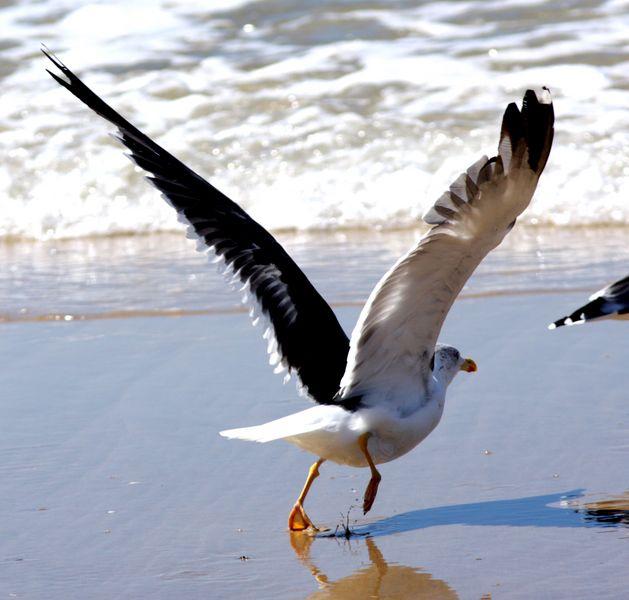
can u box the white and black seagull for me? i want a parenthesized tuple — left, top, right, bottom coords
(549, 274, 629, 329)
(45, 50, 554, 532)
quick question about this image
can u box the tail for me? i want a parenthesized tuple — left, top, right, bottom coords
(220, 406, 330, 443)
(220, 423, 284, 444)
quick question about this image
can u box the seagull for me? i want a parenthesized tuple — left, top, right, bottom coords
(44, 49, 554, 532)
(549, 274, 629, 329)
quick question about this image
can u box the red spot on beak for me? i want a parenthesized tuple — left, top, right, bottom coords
(461, 358, 477, 373)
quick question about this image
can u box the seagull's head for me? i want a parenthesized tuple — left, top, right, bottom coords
(432, 344, 477, 386)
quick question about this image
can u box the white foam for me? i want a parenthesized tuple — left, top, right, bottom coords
(1, 0, 629, 240)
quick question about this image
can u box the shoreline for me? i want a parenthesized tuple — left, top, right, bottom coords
(0, 284, 599, 325)
(3, 226, 629, 326)
(1, 222, 629, 245)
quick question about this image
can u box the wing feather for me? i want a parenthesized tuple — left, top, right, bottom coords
(549, 274, 629, 328)
(44, 49, 350, 405)
(340, 89, 554, 399)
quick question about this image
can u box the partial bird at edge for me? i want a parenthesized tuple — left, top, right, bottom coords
(549, 274, 629, 329)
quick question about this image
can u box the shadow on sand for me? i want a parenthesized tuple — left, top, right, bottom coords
(289, 489, 629, 598)
(347, 489, 629, 538)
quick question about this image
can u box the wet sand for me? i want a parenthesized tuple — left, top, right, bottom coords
(2, 296, 628, 598)
(1, 231, 629, 599)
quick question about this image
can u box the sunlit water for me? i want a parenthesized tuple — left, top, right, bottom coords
(0, 0, 628, 240)
(2, 227, 629, 321)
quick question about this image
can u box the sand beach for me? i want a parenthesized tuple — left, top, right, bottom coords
(1, 230, 628, 599)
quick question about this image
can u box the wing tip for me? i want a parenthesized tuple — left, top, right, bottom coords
(499, 86, 554, 176)
(42, 45, 73, 84)
(41, 44, 58, 64)
(523, 87, 553, 107)
(549, 315, 587, 329)
(538, 86, 553, 105)
(548, 317, 569, 329)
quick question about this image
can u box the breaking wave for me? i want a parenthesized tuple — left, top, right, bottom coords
(1, 0, 628, 240)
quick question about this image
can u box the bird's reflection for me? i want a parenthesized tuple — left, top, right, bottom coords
(290, 533, 458, 599)
(287, 490, 629, 598)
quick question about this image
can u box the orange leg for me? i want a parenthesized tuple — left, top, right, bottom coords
(359, 433, 381, 515)
(288, 458, 325, 532)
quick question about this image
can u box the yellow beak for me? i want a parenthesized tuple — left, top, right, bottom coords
(460, 358, 477, 373)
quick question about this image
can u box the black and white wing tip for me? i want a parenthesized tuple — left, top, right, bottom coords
(549, 274, 629, 329)
(43, 48, 351, 406)
(423, 87, 554, 227)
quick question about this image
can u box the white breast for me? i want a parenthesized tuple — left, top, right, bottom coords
(279, 377, 447, 468)
(365, 392, 446, 465)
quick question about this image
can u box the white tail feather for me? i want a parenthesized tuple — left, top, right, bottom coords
(219, 405, 345, 444)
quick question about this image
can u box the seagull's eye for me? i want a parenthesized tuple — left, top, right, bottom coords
(429, 353, 435, 371)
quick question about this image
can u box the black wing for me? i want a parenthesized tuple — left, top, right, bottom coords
(44, 49, 350, 404)
(549, 274, 629, 328)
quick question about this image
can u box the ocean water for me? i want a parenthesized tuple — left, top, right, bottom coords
(1, 0, 628, 240)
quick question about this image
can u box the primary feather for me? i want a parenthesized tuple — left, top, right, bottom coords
(43, 48, 350, 406)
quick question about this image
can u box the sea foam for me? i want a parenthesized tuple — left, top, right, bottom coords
(0, 0, 628, 240)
